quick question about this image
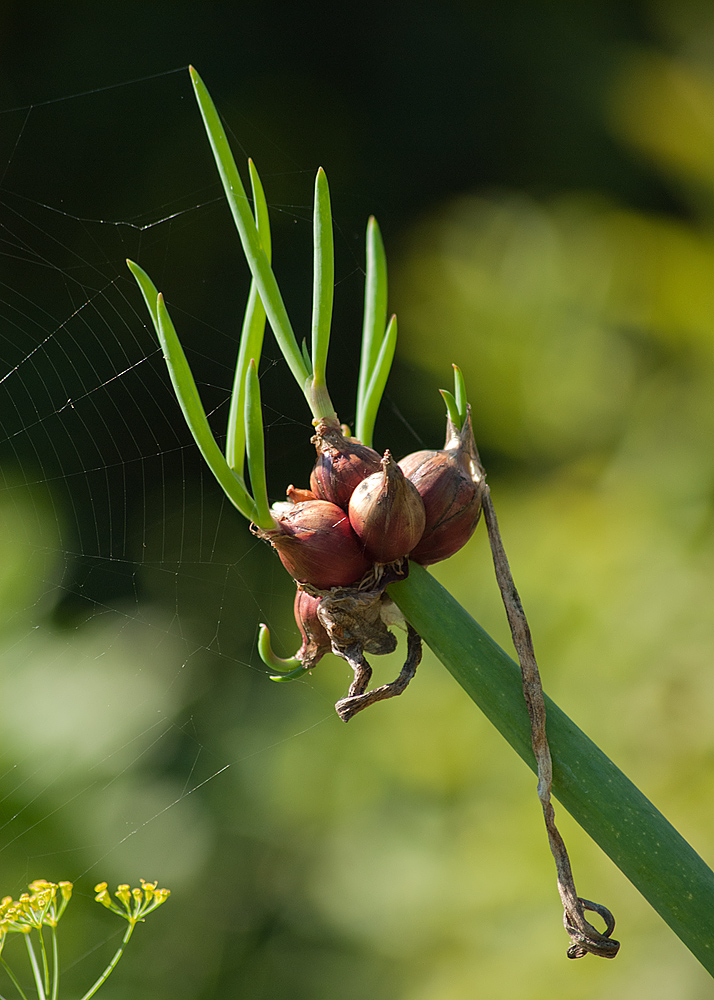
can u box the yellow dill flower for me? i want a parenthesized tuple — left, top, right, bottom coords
(94, 880, 170, 926)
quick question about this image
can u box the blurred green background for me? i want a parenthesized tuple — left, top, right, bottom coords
(1, 1, 714, 997)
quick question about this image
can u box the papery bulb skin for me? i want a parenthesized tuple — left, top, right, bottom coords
(348, 450, 426, 563)
(263, 500, 371, 589)
(294, 589, 331, 669)
(286, 485, 316, 503)
(310, 419, 382, 510)
(398, 409, 484, 565)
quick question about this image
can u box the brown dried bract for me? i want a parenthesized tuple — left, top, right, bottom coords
(300, 560, 422, 721)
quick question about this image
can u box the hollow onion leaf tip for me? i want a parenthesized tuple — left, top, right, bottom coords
(189, 67, 313, 398)
(356, 216, 388, 430)
(310, 166, 334, 391)
(452, 364, 468, 427)
(357, 313, 397, 448)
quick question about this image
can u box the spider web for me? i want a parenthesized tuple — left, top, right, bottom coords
(0, 70, 382, 916)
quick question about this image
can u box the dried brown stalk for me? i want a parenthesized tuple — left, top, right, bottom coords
(301, 567, 423, 722)
(481, 487, 620, 959)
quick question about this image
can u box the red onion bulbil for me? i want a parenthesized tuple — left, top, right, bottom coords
(398, 410, 484, 565)
(264, 500, 371, 589)
(348, 450, 426, 563)
(294, 589, 331, 669)
(310, 420, 382, 510)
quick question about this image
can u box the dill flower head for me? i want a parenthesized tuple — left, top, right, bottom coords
(0, 879, 73, 936)
(94, 879, 170, 926)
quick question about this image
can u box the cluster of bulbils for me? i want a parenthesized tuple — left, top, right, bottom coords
(255, 408, 485, 720)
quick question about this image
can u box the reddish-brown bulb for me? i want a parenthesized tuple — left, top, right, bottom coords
(398, 410, 484, 565)
(310, 420, 382, 510)
(348, 451, 426, 563)
(263, 499, 371, 589)
(294, 589, 331, 669)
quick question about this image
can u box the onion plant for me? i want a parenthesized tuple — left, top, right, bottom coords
(127, 66, 714, 974)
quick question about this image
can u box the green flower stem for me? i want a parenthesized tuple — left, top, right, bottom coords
(127, 259, 262, 525)
(356, 216, 388, 445)
(244, 359, 272, 528)
(23, 937, 44, 1000)
(388, 564, 714, 975)
(357, 314, 397, 449)
(35, 929, 49, 1000)
(78, 923, 135, 1000)
(226, 160, 271, 474)
(189, 67, 338, 423)
(50, 929, 58, 1000)
(310, 168, 334, 400)
(0, 956, 31, 1000)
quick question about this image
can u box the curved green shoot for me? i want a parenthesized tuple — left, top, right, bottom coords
(226, 159, 272, 474)
(269, 664, 310, 682)
(389, 565, 714, 975)
(127, 259, 259, 523)
(310, 167, 334, 402)
(257, 623, 307, 681)
(357, 314, 397, 449)
(244, 359, 272, 528)
(190, 67, 338, 423)
(355, 216, 388, 443)
(439, 389, 461, 429)
(440, 364, 469, 431)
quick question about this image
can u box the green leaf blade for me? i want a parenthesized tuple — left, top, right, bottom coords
(356, 314, 397, 449)
(357, 215, 388, 428)
(225, 161, 272, 474)
(188, 67, 310, 397)
(244, 359, 272, 529)
(128, 258, 258, 522)
(154, 294, 259, 521)
(310, 167, 334, 391)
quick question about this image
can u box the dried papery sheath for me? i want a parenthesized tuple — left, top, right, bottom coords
(399, 408, 484, 565)
(256, 500, 371, 589)
(286, 484, 317, 503)
(348, 450, 426, 563)
(310, 419, 382, 509)
(294, 589, 331, 669)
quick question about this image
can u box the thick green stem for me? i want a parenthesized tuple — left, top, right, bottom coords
(388, 564, 714, 976)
